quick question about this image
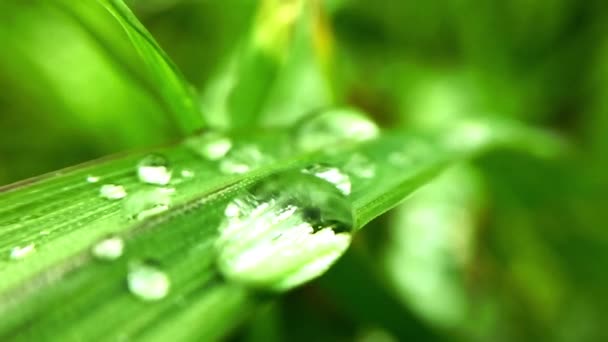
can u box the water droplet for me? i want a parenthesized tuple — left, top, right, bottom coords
(10, 243, 35, 260)
(295, 108, 379, 152)
(127, 261, 170, 301)
(123, 188, 172, 220)
(137, 154, 172, 186)
(344, 153, 376, 179)
(86, 175, 100, 183)
(186, 132, 232, 160)
(216, 171, 354, 291)
(180, 169, 194, 178)
(39, 230, 51, 236)
(301, 164, 351, 195)
(92, 236, 124, 261)
(100, 184, 127, 200)
(219, 145, 269, 175)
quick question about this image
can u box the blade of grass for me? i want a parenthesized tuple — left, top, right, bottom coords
(0, 1, 189, 174)
(95, 0, 204, 134)
(0, 116, 561, 340)
(202, 0, 334, 129)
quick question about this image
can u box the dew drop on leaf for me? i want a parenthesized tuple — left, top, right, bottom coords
(10, 243, 36, 260)
(294, 108, 379, 152)
(137, 154, 172, 185)
(301, 164, 352, 195)
(92, 236, 124, 261)
(219, 145, 270, 175)
(123, 188, 172, 220)
(185, 132, 232, 160)
(100, 184, 127, 200)
(216, 171, 354, 291)
(180, 169, 195, 178)
(127, 261, 170, 301)
(86, 175, 100, 183)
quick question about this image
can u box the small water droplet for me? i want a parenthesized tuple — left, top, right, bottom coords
(344, 153, 376, 179)
(127, 261, 170, 301)
(295, 108, 379, 152)
(137, 154, 172, 186)
(10, 243, 35, 260)
(100, 184, 127, 200)
(92, 236, 124, 260)
(86, 175, 100, 183)
(180, 169, 194, 178)
(301, 164, 352, 195)
(39, 230, 51, 236)
(123, 188, 172, 220)
(219, 145, 269, 175)
(186, 132, 232, 160)
(216, 172, 353, 290)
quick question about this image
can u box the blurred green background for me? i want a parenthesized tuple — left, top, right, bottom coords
(1, 0, 607, 341)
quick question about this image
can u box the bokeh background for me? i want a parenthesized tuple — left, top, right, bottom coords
(1, 0, 607, 341)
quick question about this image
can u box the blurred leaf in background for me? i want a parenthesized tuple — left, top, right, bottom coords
(200, 0, 335, 129)
(0, 0, 203, 184)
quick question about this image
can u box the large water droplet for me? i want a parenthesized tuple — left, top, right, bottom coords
(10, 243, 36, 260)
(137, 154, 172, 186)
(219, 145, 269, 175)
(186, 132, 232, 160)
(92, 236, 124, 261)
(127, 261, 170, 301)
(123, 188, 172, 220)
(294, 108, 379, 152)
(100, 184, 127, 200)
(301, 164, 352, 195)
(216, 171, 354, 291)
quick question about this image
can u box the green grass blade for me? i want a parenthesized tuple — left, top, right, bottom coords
(383, 164, 485, 329)
(0, 0, 201, 183)
(95, 0, 204, 134)
(0, 115, 560, 340)
(202, 0, 333, 129)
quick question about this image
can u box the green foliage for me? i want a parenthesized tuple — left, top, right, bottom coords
(0, 115, 559, 340)
(0, 0, 605, 341)
(96, 0, 203, 134)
